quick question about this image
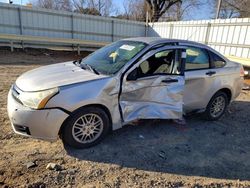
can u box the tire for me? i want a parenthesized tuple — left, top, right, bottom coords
(203, 91, 228, 121)
(61, 107, 110, 149)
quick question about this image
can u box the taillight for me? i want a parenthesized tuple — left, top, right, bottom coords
(240, 66, 245, 77)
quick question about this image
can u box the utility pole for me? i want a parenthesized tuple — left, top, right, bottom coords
(145, 10, 149, 37)
(145, 0, 149, 37)
(216, 0, 222, 19)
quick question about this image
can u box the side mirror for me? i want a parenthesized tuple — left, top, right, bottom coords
(127, 68, 139, 81)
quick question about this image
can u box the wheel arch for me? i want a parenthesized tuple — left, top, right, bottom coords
(58, 103, 113, 136)
(206, 87, 232, 109)
(216, 88, 232, 103)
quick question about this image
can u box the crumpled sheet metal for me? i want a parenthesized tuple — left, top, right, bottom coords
(120, 75, 184, 123)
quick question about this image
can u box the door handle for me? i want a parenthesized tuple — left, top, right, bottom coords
(162, 79, 178, 83)
(206, 71, 216, 76)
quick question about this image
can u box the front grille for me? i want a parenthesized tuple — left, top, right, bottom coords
(13, 124, 31, 135)
(11, 85, 23, 105)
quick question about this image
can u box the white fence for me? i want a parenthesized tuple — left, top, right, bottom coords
(149, 18, 250, 59)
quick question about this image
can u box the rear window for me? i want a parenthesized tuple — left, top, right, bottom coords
(210, 51, 226, 68)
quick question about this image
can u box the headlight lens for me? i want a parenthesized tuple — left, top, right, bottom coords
(19, 87, 59, 109)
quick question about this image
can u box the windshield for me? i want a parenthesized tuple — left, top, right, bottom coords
(81, 40, 147, 75)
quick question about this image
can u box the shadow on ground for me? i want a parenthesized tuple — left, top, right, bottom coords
(65, 100, 250, 181)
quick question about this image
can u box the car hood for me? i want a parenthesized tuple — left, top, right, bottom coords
(15, 61, 108, 92)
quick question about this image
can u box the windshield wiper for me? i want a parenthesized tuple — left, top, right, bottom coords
(86, 64, 100, 75)
(73, 59, 82, 66)
(81, 63, 100, 75)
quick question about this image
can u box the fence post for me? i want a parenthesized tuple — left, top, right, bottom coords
(205, 22, 211, 45)
(111, 20, 114, 42)
(71, 14, 74, 39)
(77, 44, 80, 55)
(10, 40, 14, 52)
(169, 24, 174, 39)
(18, 7, 24, 49)
(145, 24, 148, 37)
(18, 7, 23, 35)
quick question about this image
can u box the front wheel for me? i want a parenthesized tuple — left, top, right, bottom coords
(204, 91, 228, 121)
(61, 107, 110, 149)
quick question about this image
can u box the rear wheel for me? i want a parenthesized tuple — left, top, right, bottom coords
(61, 107, 110, 149)
(204, 91, 228, 121)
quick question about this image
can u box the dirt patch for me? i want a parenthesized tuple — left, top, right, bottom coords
(0, 47, 89, 65)
(0, 48, 250, 187)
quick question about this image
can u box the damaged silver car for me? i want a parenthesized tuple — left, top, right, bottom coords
(7, 38, 244, 148)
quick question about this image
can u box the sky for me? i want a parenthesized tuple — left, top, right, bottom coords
(0, 0, 28, 5)
(0, 0, 213, 21)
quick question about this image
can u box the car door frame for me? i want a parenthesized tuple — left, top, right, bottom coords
(119, 45, 187, 123)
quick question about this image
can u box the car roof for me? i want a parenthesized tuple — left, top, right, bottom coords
(122, 37, 208, 48)
(122, 37, 229, 62)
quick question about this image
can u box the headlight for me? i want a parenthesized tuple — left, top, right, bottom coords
(19, 87, 59, 109)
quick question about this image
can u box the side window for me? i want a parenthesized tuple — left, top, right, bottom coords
(137, 49, 181, 78)
(186, 47, 209, 70)
(210, 51, 226, 68)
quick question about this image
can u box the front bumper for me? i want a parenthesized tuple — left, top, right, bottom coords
(7, 90, 69, 141)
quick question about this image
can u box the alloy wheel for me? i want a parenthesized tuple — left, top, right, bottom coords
(72, 113, 104, 144)
(210, 96, 226, 118)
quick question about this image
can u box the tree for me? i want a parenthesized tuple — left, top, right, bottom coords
(122, 0, 204, 22)
(167, 0, 205, 21)
(71, 0, 85, 13)
(122, 0, 185, 22)
(32, 0, 72, 11)
(89, 0, 116, 16)
(226, 0, 250, 18)
(213, 0, 239, 18)
(74, 7, 101, 15)
(213, 0, 250, 18)
(32, 0, 117, 16)
(72, 0, 116, 16)
(60, 0, 72, 11)
(122, 0, 148, 21)
(145, 0, 182, 22)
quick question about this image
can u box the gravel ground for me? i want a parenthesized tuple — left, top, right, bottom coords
(0, 48, 250, 188)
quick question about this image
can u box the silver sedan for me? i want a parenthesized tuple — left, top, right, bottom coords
(7, 37, 244, 148)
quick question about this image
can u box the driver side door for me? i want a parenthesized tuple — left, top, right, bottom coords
(119, 46, 186, 123)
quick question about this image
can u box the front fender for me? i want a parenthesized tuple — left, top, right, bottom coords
(46, 78, 123, 130)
